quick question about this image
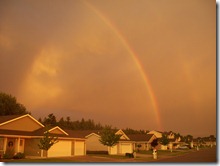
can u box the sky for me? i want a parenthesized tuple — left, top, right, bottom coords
(0, 0, 216, 137)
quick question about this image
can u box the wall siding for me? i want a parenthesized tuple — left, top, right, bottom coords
(86, 135, 107, 151)
(24, 138, 41, 157)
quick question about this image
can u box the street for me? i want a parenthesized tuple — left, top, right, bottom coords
(153, 147, 217, 163)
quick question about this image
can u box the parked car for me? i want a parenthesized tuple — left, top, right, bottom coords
(178, 145, 189, 149)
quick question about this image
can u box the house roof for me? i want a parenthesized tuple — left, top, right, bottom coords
(163, 131, 173, 135)
(0, 114, 44, 128)
(0, 114, 25, 124)
(64, 130, 101, 138)
(0, 127, 87, 139)
(127, 134, 154, 142)
(0, 115, 86, 139)
(148, 130, 163, 134)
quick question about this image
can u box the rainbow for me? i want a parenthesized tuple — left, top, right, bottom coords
(83, 1, 162, 130)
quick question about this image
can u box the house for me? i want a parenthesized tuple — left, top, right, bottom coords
(109, 129, 135, 155)
(163, 131, 175, 139)
(0, 114, 86, 158)
(126, 134, 157, 151)
(147, 130, 163, 138)
(74, 129, 135, 155)
(64, 130, 108, 153)
(202, 137, 216, 147)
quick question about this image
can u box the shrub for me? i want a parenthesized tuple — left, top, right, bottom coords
(13, 152, 25, 159)
(125, 153, 134, 158)
(3, 153, 13, 159)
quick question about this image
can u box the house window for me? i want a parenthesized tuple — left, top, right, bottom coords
(0, 138, 3, 150)
(20, 140, 23, 146)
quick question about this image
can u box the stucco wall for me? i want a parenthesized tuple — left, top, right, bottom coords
(24, 138, 41, 157)
(0, 137, 4, 157)
(86, 135, 107, 151)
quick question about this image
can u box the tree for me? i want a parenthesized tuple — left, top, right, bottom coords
(151, 139, 158, 149)
(0, 92, 29, 116)
(184, 135, 193, 146)
(99, 126, 121, 154)
(160, 134, 170, 146)
(38, 131, 58, 157)
(42, 113, 57, 127)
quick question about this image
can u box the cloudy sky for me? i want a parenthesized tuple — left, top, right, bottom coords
(0, 0, 216, 137)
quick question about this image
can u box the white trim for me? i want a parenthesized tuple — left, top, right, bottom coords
(0, 114, 44, 128)
(85, 133, 100, 138)
(115, 129, 130, 140)
(47, 126, 69, 136)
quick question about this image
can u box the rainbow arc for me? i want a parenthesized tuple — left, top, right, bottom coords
(83, 1, 162, 130)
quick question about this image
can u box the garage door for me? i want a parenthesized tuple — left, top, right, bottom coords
(121, 143, 132, 154)
(48, 140, 72, 157)
(109, 145, 118, 155)
(74, 141, 85, 156)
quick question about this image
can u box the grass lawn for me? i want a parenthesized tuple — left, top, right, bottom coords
(3, 148, 209, 163)
(88, 154, 127, 159)
(138, 149, 195, 156)
(2, 158, 79, 163)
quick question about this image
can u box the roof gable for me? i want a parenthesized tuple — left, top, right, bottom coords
(115, 129, 130, 140)
(147, 130, 162, 138)
(65, 130, 101, 139)
(48, 126, 69, 136)
(86, 133, 100, 138)
(0, 114, 44, 131)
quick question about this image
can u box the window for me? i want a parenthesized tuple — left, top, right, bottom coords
(20, 139, 23, 146)
(0, 138, 3, 150)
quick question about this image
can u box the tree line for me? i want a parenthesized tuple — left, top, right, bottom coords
(0, 92, 151, 133)
(38, 113, 104, 130)
(0, 92, 216, 140)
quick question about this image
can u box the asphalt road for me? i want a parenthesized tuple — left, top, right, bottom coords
(153, 147, 217, 163)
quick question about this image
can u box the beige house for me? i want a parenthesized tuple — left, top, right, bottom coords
(127, 134, 157, 151)
(147, 130, 163, 138)
(109, 129, 134, 155)
(0, 114, 86, 158)
(74, 129, 135, 155)
(64, 130, 108, 153)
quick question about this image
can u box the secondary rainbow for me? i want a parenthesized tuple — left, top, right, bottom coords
(83, 1, 162, 130)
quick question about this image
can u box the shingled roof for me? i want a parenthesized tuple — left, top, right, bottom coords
(127, 134, 154, 142)
(0, 114, 24, 124)
(65, 130, 101, 138)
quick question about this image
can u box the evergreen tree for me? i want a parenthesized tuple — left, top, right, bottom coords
(43, 113, 57, 126)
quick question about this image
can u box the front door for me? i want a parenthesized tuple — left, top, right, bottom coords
(6, 138, 16, 156)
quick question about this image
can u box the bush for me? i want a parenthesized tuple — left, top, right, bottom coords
(13, 152, 25, 159)
(125, 153, 134, 158)
(3, 153, 13, 159)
